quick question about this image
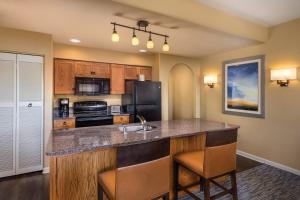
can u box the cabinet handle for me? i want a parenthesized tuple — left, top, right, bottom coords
(63, 121, 67, 125)
(91, 71, 96, 75)
(28, 103, 32, 107)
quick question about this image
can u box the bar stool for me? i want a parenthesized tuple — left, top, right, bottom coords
(173, 129, 238, 200)
(98, 139, 170, 200)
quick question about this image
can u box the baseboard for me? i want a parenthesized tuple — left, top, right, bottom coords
(42, 167, 49, 174)
(237, 150, 300, 176)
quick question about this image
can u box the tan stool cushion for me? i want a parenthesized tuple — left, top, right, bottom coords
(98, 170, 116, 200)
(175, 151, 204, 176)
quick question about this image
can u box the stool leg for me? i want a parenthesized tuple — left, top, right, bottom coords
(230, 171, 238, 200)
(98, 184, 104, 200)
(200, 177, 204, 192)
(204, 179, 210, 200)
(173, 161, 179, 200)
(162, 193, 169, 200)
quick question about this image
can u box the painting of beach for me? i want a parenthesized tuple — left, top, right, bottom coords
(223, 55, 265, 118)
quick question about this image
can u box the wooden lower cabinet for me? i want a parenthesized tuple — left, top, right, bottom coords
(113, 115, 130, 124)
(53, 118, 75, 130)
(49, 134, 205, 200)
(110, 64, 125, 94)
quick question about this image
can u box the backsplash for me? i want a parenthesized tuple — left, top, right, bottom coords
(53, 94, 122, 108)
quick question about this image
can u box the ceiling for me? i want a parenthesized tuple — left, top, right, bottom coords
(0, 0, 259, 57)
(194, 0, 300, 27)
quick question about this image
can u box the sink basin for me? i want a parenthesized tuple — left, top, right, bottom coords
(118, 125, 156, 132)
(118, 125, 143, 132)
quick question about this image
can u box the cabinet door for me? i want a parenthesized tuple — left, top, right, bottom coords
(139, 67, 152, 80)
(54, 59, 75, 94)
(125, 66, 139, 80)
(75, 61, 92, 77)
(0, 53, 16, 178)
(17, 54, 43, 174)
(110, 64, 125, 94)
(92, 63, 110, 78)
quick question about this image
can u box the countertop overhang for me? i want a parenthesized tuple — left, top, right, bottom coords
(46, 118, 239, 156)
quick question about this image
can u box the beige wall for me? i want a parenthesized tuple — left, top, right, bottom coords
(158, 54, 201, 120)
(200, 19, 300, 171)
(169, 64, 194, 120)
(0, 27, 53, 168)
(54, 43, 155, 66)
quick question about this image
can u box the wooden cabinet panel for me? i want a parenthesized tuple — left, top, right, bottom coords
(54, 59, 75, 94)
(110, 64, 125, 94)
(53, 118, 75, 130)
(113, 115, 130, 124)
(74, 61, 92, 77)
(92, 63, 110, 78)
(139, 67, 152, 80)
(125, 66, 139, 80)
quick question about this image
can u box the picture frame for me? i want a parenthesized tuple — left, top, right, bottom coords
(222, 55, 265, 118)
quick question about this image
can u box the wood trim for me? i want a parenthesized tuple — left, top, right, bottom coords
(117, 139, 170, 168)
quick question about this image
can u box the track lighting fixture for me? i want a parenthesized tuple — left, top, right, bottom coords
(162, 37, 170, 52)
(131, 29, 139, 46)
(111, 24, 119, 43)
(111, 20, 170, 51)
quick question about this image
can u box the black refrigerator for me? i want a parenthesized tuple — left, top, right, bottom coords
(122, 80, 161, 122)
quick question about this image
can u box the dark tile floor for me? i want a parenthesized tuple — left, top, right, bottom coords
(0, 155, 262, 200)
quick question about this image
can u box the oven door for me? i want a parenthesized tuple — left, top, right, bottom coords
(75, 116, 113, 127)
(75, 77, 110, 95)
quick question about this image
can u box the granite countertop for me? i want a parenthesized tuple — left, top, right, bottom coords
(46, 118, 239, 157)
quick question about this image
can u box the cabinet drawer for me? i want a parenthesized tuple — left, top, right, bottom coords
(113, 115, 129, 125)
(53, 118, 75, 130)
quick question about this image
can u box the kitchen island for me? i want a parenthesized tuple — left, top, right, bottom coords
(46, 119, 239, 200)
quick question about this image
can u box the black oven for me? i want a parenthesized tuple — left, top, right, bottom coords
(75, 77, 110, 95)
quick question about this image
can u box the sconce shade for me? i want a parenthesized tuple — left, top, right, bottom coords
(271, 68, 297, 81)
(204, 75, 217, 84)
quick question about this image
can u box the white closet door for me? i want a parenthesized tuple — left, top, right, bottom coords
(16, 54, 43, 174)
(0, 53, 16, 178)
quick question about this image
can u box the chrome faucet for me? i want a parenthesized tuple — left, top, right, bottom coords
(136, 115, 147, 130)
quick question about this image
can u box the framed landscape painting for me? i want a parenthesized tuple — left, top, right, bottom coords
(222, 55, 265, 118)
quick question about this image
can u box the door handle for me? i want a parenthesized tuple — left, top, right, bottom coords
(28, 103, 32, 107)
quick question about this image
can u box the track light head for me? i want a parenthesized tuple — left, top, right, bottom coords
(111, 25, 119, 42)
(131, 29, 139, 46)
(162, 37, 169, 52)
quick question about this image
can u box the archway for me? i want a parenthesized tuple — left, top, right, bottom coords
(168, 63, 194, 120)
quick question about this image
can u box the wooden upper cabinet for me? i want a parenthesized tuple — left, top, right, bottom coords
(139, 67, 152, 80)
(125, 66, 139, 80)
(110, 64, 125, 94)
(74, 61, 92, 77)
(93, 62, 110, 78)
(54, 59, 75, 94)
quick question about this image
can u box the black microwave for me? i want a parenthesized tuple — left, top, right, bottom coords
(75, 77, 110, 95)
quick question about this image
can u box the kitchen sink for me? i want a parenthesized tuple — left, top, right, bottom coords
(118, 124, 156, 133)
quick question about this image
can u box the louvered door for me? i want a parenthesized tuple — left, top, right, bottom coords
(0, 53, 16, 178)
(16, 54, 43, 174)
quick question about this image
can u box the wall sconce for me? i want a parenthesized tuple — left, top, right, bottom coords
(270, 68, 297, 87)
(204, 75, 217, 88)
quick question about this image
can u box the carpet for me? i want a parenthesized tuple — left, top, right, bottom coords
(180, 164, 300, 200)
